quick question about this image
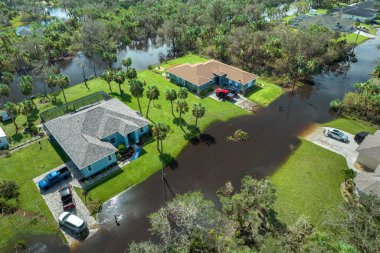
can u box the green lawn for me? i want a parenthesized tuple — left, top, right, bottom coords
(320, 117, 377, 135)
(272, 139, 346, 226)
(339, 33, 369, 45)
(315, 8, 328, 15)
(245, 78, 283, 107)
(0, 55, 248, 249)
(160, 54, 209, 69)
(0, 138, 67, 250)
(359, 23, 377, 35)
(283, 14, 297, 22)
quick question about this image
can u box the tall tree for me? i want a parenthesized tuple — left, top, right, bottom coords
(129, 79, 144, 114)
(4, 102, 19, 133)
(102, 51, 117, 69)
(122, 57, 132, 71)
(178, 87, 188, 99)
(145, 85, 160, 118)
(152, 122, 170, 154)
(102, 69, 114, 92)
(46, 74, 58, 103)
(176, 99, 189, 124)
(18, 75, 34, 97)
(0, 83, 10, 104)
(56, 74, 70, 108)
(192, 102, 205, 127)
(114, 70, 126, 94)
(165, 89, 177, 116)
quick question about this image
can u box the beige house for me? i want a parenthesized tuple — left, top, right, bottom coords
(356, 130, 380, 173)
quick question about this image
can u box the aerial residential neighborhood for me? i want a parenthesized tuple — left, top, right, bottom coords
(0, 0, 380, 252)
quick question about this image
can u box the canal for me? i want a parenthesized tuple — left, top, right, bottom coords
(19, 32, 380, 252)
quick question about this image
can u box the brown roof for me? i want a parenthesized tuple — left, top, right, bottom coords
(357, 130, 380, 162)
(166, 60, 257, 86)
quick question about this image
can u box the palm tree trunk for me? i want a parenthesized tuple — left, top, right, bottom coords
(61, 88, 68, 109)
(137, 97, 142, 114)
(179, 111, 182, 125)
(13, 117, 18, 133)
(146, 99, 151, 118)
(108, 81, 112, 92)
(171, 101, 174, 116)
(156, 138, 160, 153)
(195, 117, 198, 127)
(160, 139, 163, 155)
(119, 83, 122, 94)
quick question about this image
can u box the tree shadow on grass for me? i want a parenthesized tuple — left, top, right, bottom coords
(11, 133, 23, 143)
(160, 153, 178, 170)
(112, 92, 132, 103)
(52, 98, 64, 107)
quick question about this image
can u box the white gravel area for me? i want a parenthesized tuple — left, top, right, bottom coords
(33, 164, 99, 247)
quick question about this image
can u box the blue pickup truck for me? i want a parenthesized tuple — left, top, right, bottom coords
(38, 167, 71, 190)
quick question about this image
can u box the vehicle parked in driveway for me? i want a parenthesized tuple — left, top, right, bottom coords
(326, 128, 349, 143)
(38, 166, 71, 190)
(215, 88, 234, 100)
(354, 132, 369, 144)
(227, 87, 238, 96)
(59, 185, 76, 211)
(59, 212, 87, 233)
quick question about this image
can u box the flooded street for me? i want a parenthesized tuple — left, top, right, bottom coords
(71, 33, 380, 253)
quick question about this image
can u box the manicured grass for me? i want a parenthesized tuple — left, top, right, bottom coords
(0, 138, 67, 250)
(283, 14, 297, 22)
(339, 33, 369, 45)
(272, 139, 346, 226)
(320, 117, 377, 135)
(315, 9, 328, 15)
(245, 78, 283, 107)
(160, 54, 209, 69)
(359, 23, 377, 35)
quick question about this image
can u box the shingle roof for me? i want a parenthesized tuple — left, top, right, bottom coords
(167, 60, 257, 86)
(341, 0, 378, 18)
(357, 130, 380, 162)
(44, 99, 150, 169)
(354, 172, 380, 198)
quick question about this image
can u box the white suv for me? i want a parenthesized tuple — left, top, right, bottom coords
(58, 212, 87, 233)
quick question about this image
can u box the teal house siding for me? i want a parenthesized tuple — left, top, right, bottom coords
(82, 153, 117, 178)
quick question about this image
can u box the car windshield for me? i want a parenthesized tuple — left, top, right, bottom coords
(332, 130, 343, 136)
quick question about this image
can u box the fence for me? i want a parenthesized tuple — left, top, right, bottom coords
(40, 91, 111, 122)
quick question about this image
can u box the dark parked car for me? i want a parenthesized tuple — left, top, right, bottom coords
(59, 185, 76, 211)
(227, 87, 238, 96)
(326, 128, 349, 143)
(354, 132, 368, 144)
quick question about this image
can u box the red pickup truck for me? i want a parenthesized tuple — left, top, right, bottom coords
(59, 185, 76, 211)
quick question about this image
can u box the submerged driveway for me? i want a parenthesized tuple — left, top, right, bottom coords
(303, 125, 359, 171)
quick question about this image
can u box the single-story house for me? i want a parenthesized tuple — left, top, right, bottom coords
(356, 130, 380, 172)
(166, 60, 257, 94)
(44, 98, 150, 178)
(0, 126, 9, 149)
(335, 0, 378, 22)
(290, 15, 356, 33)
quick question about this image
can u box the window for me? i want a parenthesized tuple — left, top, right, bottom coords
(109, 137, 116, 144)
(108, 155, 112, 161)
(87, 165, 92, 172)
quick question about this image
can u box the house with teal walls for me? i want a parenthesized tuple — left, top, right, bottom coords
(43, 99, 150, 178)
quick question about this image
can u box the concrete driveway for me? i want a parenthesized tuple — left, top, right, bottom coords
(33, 164, 99, 247)
(303, 126, 359, 171)
(209, 93, 257, 112)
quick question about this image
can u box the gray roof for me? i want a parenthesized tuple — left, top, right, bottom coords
(340, 0, 378, 18)
(44, 99, 150, 169)
(355, 172, 380, 198)
(357, 130, 380, 162)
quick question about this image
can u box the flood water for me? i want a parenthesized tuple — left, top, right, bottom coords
(69, 32, 380, 253)
(13, 31, 379, 253)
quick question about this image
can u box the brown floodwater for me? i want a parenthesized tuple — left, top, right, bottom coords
(16, 31, 380, 253)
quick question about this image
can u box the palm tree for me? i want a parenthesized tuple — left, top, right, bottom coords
(46, 74, 58, 102)
(126, 67, 137, 81)
(1, 71, 13, 85)
(18, 75, 34, 97)
(122, 57, 132, 71)
(178, 87, 188, 99)
(102, 51, 117, 69)
(0, 83, 10, 104)
(20, 99, 34, 121)
(145, 85, 160, 118)
(152, 122, 170, 179)
(176, 99, 189, 124)
(166, 89, 177, 116)
(102, 69, 114, 92)
(56, 74, 70, 108)
(114, 71, 126, 94)
(129, 79, 144, 114)
(4, 102, 19, 133)
(192, 103, 206, 127)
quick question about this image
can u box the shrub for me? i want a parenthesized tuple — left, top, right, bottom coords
(0, 179, 20, 200)
(330, 99, 342, 112)
(117, 144, 127, 155)
(14, 240, 27, 250)
(227, 129, 249, 142)
(0, 198, 17, 214)
(148, 65, 154, 70)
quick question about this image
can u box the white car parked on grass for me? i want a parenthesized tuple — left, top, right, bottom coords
(59, 212, 87, 233)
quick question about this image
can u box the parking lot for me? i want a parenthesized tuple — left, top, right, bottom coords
(33, 164, 99, 246)
(303, 126, 359, 170)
